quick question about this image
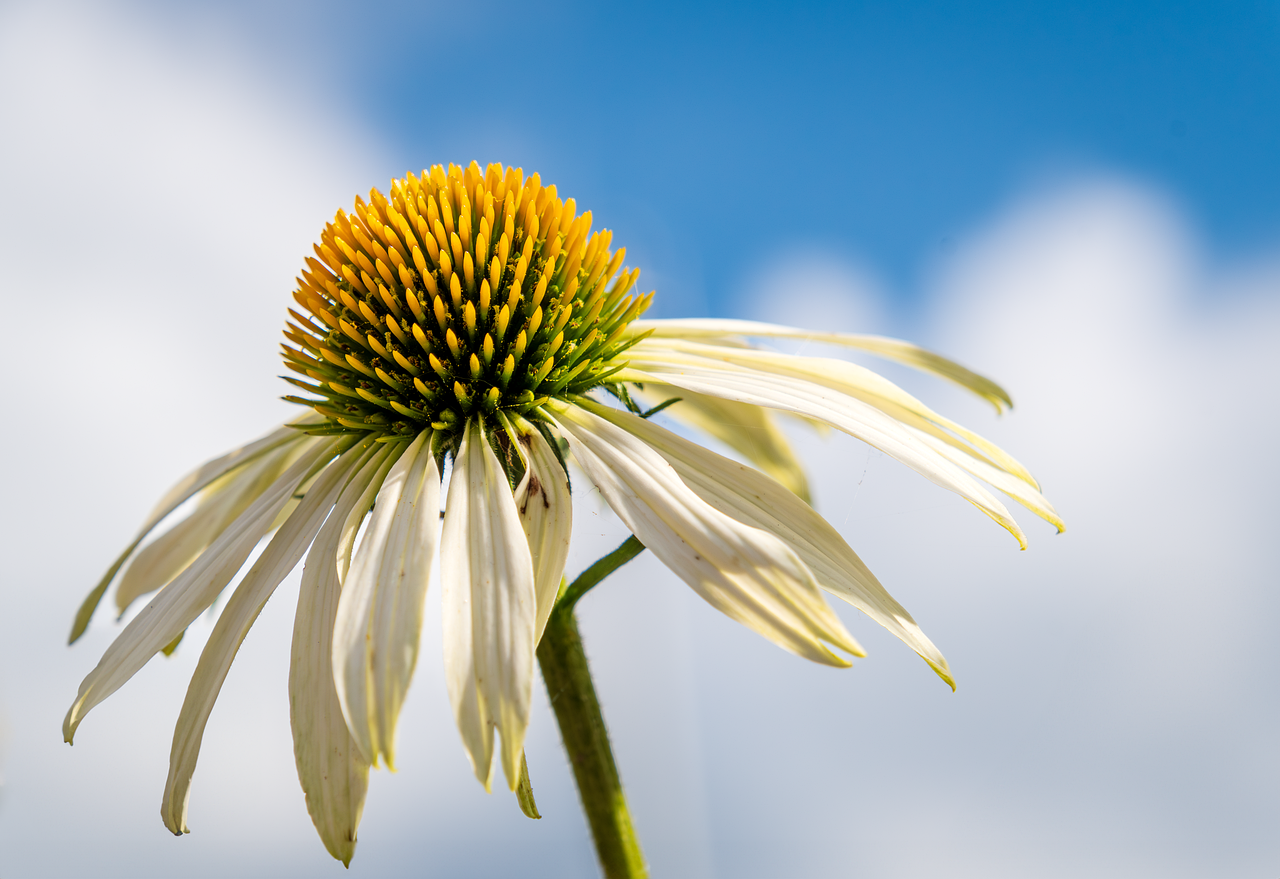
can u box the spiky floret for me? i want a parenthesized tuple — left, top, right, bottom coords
(281, 162, 653, 448)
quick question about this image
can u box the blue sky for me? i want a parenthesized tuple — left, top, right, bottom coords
(189, 0, 1280, 308)
(2, 3, 1279, 877)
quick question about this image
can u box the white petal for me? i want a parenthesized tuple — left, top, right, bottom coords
(628, 317, 1013, 411)
(633, 338, 1054, 527)
(308, 441, 402, 766)
(510, 421, 572, 642)
(160, 440, 367, 835)
(140, 416, 324, 534)
(911, 428, 1065, 532)
(63, 436, 341, 743)
(634, 337, 1040, 488)
(114, 444, 298, 613)
(628, 381, 811, 502)
(551, 403, 862, 667)
(633, 339, 1063, 534)
(69, 423, 315, 642)
(290, 444, 394, 864)
(581, 400, 954, 687)
(334, 447, 404, 584)
(440, 419, 536, 792)
(616, 357, 1029, 549)
(332, 432, 440, 768)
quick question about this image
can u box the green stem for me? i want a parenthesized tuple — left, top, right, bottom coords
(538, 537, 648, 879)
(557, 535, 645, 614)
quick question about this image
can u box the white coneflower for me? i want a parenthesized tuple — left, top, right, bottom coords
(64, 162, 1061, 870)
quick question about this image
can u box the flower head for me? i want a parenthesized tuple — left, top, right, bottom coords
(65, 162, 1062, 865)
(282, 162, 648, 444)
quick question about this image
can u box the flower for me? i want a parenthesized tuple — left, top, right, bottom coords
(64, 162, 1062, 864)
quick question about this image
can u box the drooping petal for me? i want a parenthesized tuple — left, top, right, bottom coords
(634, 337, 1040, 488)
(63, 436, 341, 743)
(509, 420, 573, 642)
(142, 416, 325, 531)
(628, 381, 811, 503)
(332, 445, 405, 585)
(616, 357, 1029, 549)
(440, 419, 537, 792)
(332, 432, 440, 768)
(911, 427, 1064, 532)
(631, 339, 1060, 534)
(68, 421, 317, 643)
(580, 400, 954, 687)
(628, 317, 1013, 411)
(161, 439, 371, 835)
(114, 444, 300, 614)
(551, 403, 863, 667)
(290, 445, 393, 865)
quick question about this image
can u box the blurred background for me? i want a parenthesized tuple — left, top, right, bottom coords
(1, 1, 1278, 876)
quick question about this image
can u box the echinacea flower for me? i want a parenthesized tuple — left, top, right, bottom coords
(65, 162, 1062, 865)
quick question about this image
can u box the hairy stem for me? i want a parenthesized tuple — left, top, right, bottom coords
(538, 538, 648, 878)
(556, 535, 645, 614)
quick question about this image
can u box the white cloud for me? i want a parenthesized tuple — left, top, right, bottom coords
(743, 246, 890, 336)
